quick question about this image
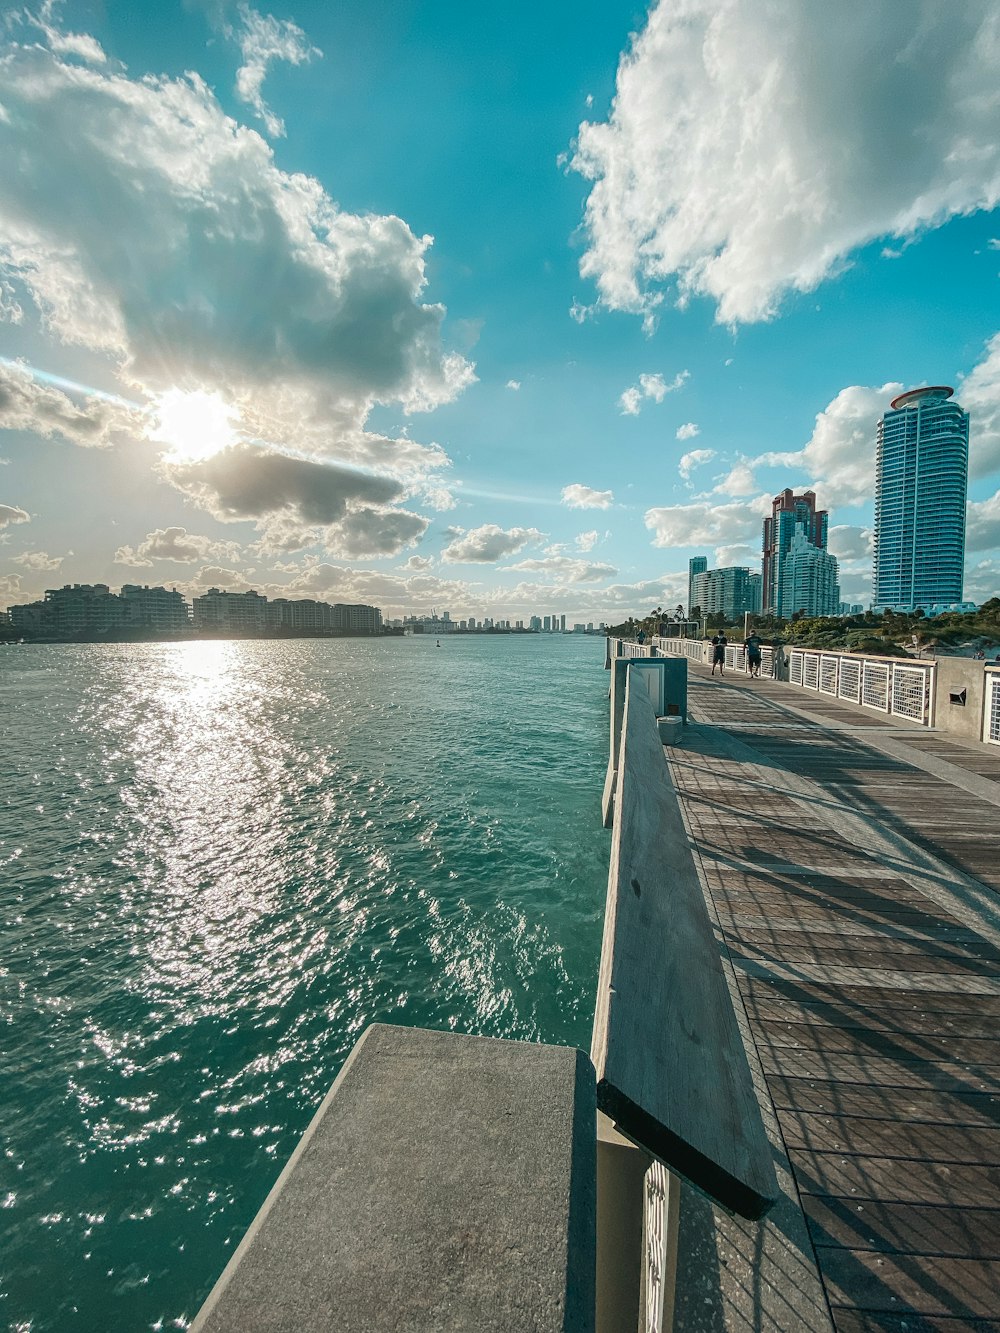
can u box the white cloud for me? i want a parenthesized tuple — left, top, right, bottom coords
(113, 526, 242, 566)
(987, 240, 1000, 251)
(0, 30, 473, 497)
(0, 503, 31, 529)
(422, 485, 458, 512)
(29, 2, 107, 66)
(229, 4, 321, 139)
(506, 556, 618, 583)
(561, 483, 614, 509)
(0, 361, 139, 448)
(645, 494, 771, 548)
(575, 529, 599, 552)
(961, 332, 1000, 479)
(676, 422, 700, 441)
(619, 369, 688, 414)
(441, 524, 544, 564)
(572, 1, 1000, 325)
(401, 554, 433, 572)
(678, 448, 715, 481)
(713, 461, 758, 496)
(505, 379, 521, 391)
(966, 490, 1000, 553)
(828, 525, 873, 561)
(713, 543, 757, 567)
(11, 549, 62, 571)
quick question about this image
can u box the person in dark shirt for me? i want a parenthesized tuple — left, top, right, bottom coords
(711, 632, 727, 676)
(744, 632, 763, 678)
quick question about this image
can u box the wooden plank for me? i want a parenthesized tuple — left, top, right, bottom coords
(804, 1196, 1000, 1259)
(818, 1249, 1000, 1318)
(742, 997, 1000, 1041)
(759, 1050, 1000, 1091)
(738, 978, 1000, 1017)
(832, 1311, 1000, 1333)
(764, 1078, 1000, 1127)
(789, 1150, 999, 1209)
(737, 943, 999, 976)
(755, 1022, 1000, 1067)
(732, 926, 1000, 963)
(591, 666, 777, 1219)
(780, 1112, 1000, 1165)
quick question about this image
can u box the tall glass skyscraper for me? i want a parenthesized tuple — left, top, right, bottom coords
(762, 489, 838, 616)
(873, 386, 969, 612)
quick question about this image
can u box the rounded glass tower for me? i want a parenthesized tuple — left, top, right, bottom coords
(873, 386, 969, 611)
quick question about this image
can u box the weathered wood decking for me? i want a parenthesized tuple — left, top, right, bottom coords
(667, 662, 1000, 1332)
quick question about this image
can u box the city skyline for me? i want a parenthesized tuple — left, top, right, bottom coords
(2, 2, 1000, 623)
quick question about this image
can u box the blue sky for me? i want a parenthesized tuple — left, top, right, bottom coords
(1, 0, 999, 621)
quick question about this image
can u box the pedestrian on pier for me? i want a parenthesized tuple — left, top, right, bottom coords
(744, 632, 762, 678)
(711, 632, 727, 676)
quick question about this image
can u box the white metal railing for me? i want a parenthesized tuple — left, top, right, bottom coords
(985, 671, 1000, 745)
(650, 636, 937, 727)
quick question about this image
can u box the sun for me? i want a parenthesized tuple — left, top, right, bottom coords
(151, 389, 237, 462)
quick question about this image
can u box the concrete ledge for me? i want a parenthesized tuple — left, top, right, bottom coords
(191, 1024, 597, 1333)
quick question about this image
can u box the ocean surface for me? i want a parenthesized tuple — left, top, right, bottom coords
(0, 634, 609, 1332)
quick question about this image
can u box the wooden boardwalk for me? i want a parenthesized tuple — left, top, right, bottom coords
(666, 663, 1000, 1332)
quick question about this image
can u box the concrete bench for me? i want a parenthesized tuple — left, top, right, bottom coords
(191, 1024, 597, 1333)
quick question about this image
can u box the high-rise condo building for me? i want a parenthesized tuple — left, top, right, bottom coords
(689, 566, 762, 620)
(872, 386, 969, 612)
(687, 556, 707, 616)
(762, 490, 829, 615)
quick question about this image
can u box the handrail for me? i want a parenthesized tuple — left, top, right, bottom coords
(592, 663, 777, 1220)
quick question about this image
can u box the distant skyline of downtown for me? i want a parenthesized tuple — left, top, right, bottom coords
(2, 1, 1000, 623)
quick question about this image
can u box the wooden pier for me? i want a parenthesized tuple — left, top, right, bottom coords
(667, 660, 1000, 1330)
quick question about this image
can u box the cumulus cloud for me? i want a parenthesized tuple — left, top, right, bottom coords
(561, 483, 614, 509)
(441, 524, 544, 564)
(114, 526, 242, 566)
(11, 549, 62, 571)
(678, 448, 715, 481)
(645, 495, 771, 548)
(401, 554, 434, 572)
(966, 490, 1000, 553)
(506, 556, 618, 582)
(961, 332, 1000, 479)
(572, 1, 1000, 325)
(505, 379, 521, 391)
(828, 525, 873, 561)
(0, 360, 139, 448)
(713, 543, 758, 567)
(713, 460, 758, 496)
(422, 485, 458, 511)
(619, 369, 688, 414)
(676, 422, 700, 441)
(575, 529, 599, 552)
(229, 4, 320, 138)
(0, 503, 31, 529)
(0, 29, 473, 493)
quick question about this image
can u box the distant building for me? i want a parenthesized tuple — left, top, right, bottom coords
(560, 615, 566, 632)
(689, 566, 762, 620)
(529, 616, 541, 631)
(120, 584, 190, 632)
(873, 386, 969, 612)
(838, 602, 865, 616)
(192, 588, 268, 633)
(10, 583, 127, 637)
(777, 528, 840, 617)
(543, 616, 551, 631)
(688, 556, 708, 615)
(763, 490, 829, 615)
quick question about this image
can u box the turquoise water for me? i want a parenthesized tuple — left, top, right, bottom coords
(0, 635, 609, 1331)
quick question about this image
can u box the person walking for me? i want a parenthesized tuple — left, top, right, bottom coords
(711, 631, 727, 676)
(744, 631, 763, 679)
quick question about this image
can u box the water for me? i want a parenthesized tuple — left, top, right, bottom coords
(0, 635, 609, 1331)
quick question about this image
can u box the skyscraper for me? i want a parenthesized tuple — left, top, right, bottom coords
(762, 490, 829, 614)
(688, 556, 707, 614)
(872, 386, 969, 612)
(689, 566, 761, 620)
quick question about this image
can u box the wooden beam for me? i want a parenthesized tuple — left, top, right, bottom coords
(592, 667, 777, 1220)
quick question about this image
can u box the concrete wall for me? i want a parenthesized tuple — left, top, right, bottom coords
(933, 656, 990, 739)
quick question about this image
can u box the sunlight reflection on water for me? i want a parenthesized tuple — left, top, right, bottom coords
(0, 635, 607, 1331)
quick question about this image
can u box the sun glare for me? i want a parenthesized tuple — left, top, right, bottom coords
(151, 389, 237, 462)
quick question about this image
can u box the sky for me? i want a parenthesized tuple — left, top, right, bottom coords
(1, 0, 1000, 623)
